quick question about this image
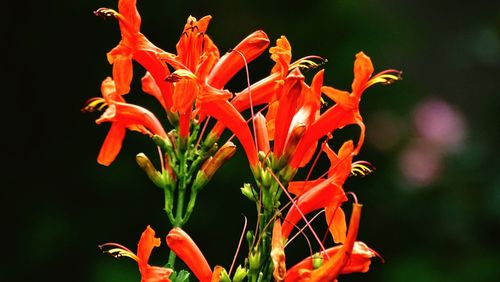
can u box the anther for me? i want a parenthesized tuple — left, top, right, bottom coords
(165, 73, 182, 82)
(93, 8, 117, 19)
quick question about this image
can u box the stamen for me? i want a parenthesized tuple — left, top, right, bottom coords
(350, 161, 375, 177)
(267, 168, 329, 258)
(99, 243, 139, 261)
(195, 117, 211, 149)
(346, 191, 359, 205)
(228, 215, 248, 276)
(284, 209, 325, 250)
(229, 48, 258, 156)
(367, 69, 403, 88)
(93, 8, 118, 19)
(81, 98, 107, 112)
(289, 56, 327, 72)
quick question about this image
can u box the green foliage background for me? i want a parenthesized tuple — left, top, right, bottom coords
(4, 0, 499, 281)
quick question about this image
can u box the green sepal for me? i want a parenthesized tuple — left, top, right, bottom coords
(241, 183, 257, 202)
(169, 269, 191, 282)
(192, 170, 209, 192)
(153, 134, 173, 153)
(220, 269, 232, 282)
(233, 265, 248, 282)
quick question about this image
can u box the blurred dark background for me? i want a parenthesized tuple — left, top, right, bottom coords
(4, 0, 499, 281)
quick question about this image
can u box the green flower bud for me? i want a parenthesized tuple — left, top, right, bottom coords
(233, 265, 248, 282)
(312, 252, 323, 269)
(152, 134, 173, 152)
(220, 268, 232, 282)
(249, 249, 261, 271)
(261, 169, 272, 187)
(241, 183, 257, 202)
(246, 230, 254, 248)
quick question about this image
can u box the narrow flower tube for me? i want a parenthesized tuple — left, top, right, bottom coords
(255, 112, 270, 154)
(208, 30, 270, 89)
(273, 69, 304, 159)
(200, 100, 258, 167)
(166, 228, 213, 282)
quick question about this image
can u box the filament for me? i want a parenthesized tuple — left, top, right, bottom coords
(229, 49, 258, 154)
(229, 215, 248, 276)
(267, 168, 329, 257)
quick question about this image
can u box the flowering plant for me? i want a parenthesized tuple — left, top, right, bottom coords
(84, 0, 401, 281)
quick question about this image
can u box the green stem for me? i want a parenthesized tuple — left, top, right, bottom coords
(167, 248, 177, 268)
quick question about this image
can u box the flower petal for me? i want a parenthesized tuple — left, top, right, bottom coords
(137, 226, 162, 273)
(208, 30, 270, 88)
(166, 228, 213, 282)
(97, 123, 126, 166)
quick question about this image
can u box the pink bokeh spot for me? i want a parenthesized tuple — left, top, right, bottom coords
(413, 98, 466, 152)
(399, 139, 442, 187)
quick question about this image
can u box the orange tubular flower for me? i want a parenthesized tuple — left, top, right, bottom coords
(289, 52, 401, 169)
(284, 203, 375, 282)
(307, 202, 362, 281)
(281, 175, 346, 239)
(199, 100, 259, 168)
(281, 141, 354, 239)
(284, 242, 378, 282)
(166, 228, 221, 282)
(207, 30, 270, 89)
(84, 77, 167, 166)
(95, 0, 171, 101)
(158, 16, 269, 140)
(255, 112, 271, 154)
(100, 226, 173, 282)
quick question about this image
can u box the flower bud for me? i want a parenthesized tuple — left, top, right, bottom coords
(193, 142, 236, 191)
(255, 113, 270, 154)
(241, 183, 257, 202)
(312, 253, 323, 269)
(202, 141, 236, 176)
(136, 153, 163, 188)
(153, 134, 173, 154)
(233, 265, 248, 282)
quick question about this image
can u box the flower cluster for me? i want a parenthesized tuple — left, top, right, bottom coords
(84, 0, 401, 281)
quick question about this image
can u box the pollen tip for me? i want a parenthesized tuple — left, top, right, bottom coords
(93, 8, 117, 19)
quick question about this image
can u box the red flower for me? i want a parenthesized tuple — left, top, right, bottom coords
(285, 203, 378, 282)
(199, 100, 259, 168)
(100, 226, 173, 282)
(289, 52, 401, 168)
(166, 228, 222, 282)
(83, 77, 167, 166)
(159, 16, 269, 139)
(94, 0, 169, 98)
(281, 141, 354, 239)
(284, 241, 378, 282)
